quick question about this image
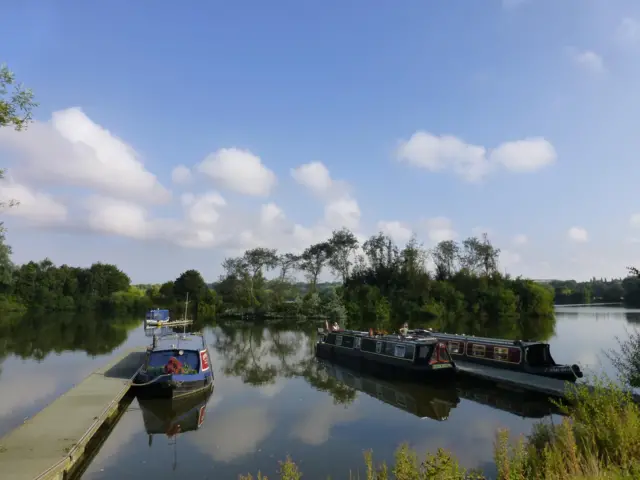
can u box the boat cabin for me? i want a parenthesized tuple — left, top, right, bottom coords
(144, 333, 210, 377)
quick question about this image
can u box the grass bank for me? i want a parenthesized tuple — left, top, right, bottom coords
(240, 379, 640, 480)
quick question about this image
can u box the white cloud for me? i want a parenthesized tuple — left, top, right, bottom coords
(615, 18, 640, 46)
(291, 161, 334, 196)
(324, 197, 361, 230)
(171, 164, 192, 184)
(260, 202, 285, 226)
(489, 138, 557, 172)
(424, 217, 457, 243)
(567, 48, 605, 73)
(378, 220, 413, 245)
(513, 234, 528, 245)
(0, 180, 67, 225)
(567, 226, 589, 243)
(630, 213, 640, 228)
(395, 131, 556, 182)
(196, 147, 276, 197)
(0, 107, 170, 204)
(182, 191, 226, 226)
(85, 196, 155, 240)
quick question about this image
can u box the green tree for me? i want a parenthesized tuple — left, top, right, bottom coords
(0, 64, 38, 131)
(299, 242, 332, 291)
(328, 227, 359, 283)
(173, 269, 208, 306)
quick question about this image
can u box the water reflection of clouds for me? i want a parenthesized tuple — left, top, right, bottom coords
(190, 406, 275, 462)
(290, 396, 363, 445)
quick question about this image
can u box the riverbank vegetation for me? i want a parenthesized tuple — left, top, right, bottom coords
(551, 267, 640, 307)
(240, 379, 640, 480)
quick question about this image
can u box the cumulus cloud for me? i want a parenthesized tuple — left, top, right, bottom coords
(0, 180, 67, 225)
(181, 191, 226, 226)
(290, 161, 334, 196)
(395, 131, 556, 182)
(377, 220, 413, 245)
(85, 196, 156, 240)
(196, 147, 276, 196)
(567, 226, 588, 243)
(171, 164, 192, 184)
(0, 107, 170, 204)
(260, 202, 286, 226)
(423, 217, 457, 243)
(290, 161, 362, 233)
(324, 197, 361, 230)
(630, 213, 640, 228)
(567, 48, 605, 73)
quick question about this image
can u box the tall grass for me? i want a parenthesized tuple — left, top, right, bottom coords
(240, 379, 640, 479)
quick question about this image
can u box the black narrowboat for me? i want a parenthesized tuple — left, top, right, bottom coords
(411, 330, 582, 382)
(315, 329, 456, 380)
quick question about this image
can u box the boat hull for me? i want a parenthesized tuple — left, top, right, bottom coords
(134, 371, 214, 400)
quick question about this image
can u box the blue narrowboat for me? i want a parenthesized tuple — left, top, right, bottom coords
(145, 308, 171, 326)
(134, 324, 214, 399)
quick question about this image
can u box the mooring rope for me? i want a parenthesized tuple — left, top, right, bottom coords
(130, 373, 172, 387)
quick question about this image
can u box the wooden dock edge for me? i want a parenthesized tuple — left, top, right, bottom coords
(30, 348, 144, 480)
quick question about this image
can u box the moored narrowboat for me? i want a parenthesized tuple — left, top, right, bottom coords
(134, 330, 214, 399)
(315, 329, 456, 379)
(145, 308, 171, 326)
(410, 329, 582, 382)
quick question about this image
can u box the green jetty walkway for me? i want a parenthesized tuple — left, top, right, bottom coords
(0, 348, 146, 480)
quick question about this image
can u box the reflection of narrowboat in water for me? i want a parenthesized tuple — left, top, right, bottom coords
(137, 383, 214, 471)
(138, 382, 214, 438)
(316, 359, 458, 420)
(316, 330, 456, 380)
(410, 330, 582, 382)
(317, 360, 564, 420)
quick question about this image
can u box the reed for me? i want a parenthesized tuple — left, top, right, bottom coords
(240, 378, 640, 480)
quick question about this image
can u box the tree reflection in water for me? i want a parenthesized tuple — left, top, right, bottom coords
(0, 311, 141, 363)
(212, 324, 357, 405)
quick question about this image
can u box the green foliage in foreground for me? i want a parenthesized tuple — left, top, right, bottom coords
(240, 379, 640, 480)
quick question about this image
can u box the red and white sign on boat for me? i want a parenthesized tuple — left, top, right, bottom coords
(200, 350, 210, 371)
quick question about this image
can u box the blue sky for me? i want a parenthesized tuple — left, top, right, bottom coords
(1, 0, 640, 283)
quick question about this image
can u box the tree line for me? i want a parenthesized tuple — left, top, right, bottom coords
(551, 270, 640, 307)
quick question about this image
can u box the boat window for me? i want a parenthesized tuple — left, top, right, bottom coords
(471, 344, 486, 357)
(418, 345, 432, 358)
(354, 337, 362, 349)
(342, 335, 355, 348)
(448, 342, 461, 354)
(148, 350, 200, 374)
(376, 341, 383, 354)
(394, 344, 406, 358)
(336, 335, 343, 347)
(494, 347, 509, 361)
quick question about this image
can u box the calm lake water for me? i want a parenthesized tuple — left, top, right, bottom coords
(1, 307, 639, 479)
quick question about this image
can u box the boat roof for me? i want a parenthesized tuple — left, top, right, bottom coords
(328, 330, 438, 345)
(151, 332, 206, 352)
(420, 331, 543, 347)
